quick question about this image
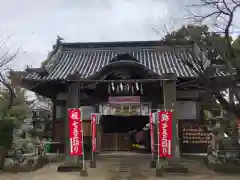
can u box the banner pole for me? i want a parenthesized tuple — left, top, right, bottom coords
(90, 113, 97, 168)
(91, 113, 93, 160)
(81, 109, 84, 167)
(80, 108, 87, 176)
(157, 110, 160, 165)
(149, 112, 156, 168)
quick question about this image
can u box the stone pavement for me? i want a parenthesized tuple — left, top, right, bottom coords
(0, 152, 239, 180)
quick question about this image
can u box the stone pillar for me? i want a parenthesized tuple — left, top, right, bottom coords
(156, 73, 188, 176)
(58, 81, 87, 175)
(65, 82, 79, 163)
(162, 74, 180, 166)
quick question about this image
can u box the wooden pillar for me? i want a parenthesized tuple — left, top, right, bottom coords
(52, 100, 56, 138)
(51, 99, 56, 151)
(96, 122, 102, 153)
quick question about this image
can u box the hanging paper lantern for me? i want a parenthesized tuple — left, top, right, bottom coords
(108, 84, 111, 94)
(111, 82, 115, 91)
(127, 84, 130, 92)
(120, 82, 123, 91)
(116, 85, 119, 93)
(135, 82, 139, 91)
(140, 84, 143, 94)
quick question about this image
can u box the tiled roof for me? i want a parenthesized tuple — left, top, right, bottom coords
(25, 41, 224, 80)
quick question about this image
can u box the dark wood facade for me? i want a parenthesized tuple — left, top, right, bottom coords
(51, 84, 205, 153)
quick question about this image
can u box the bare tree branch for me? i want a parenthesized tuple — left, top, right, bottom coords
(0, 37, 18, 115)
(161, 0, 240, 118)
(0, 73, 15, 111)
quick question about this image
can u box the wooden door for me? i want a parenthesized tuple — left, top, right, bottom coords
(101, 133, 116, 151)
(116, 133, 131, 151)
(101, 133, 131, 151)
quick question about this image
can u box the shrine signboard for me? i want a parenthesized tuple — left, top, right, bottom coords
(68, 108, 83, 156)
(99, 102, 150, 116)
(108, 96, 140, 104)
(179, 122, 210, 153)
(158, 110, 172, 158)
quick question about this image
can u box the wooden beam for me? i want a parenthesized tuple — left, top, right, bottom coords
(25, 67, 49, 77)
(67, 78, 177, 84)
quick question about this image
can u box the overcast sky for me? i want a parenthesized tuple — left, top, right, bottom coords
(0, 0, 239, 70)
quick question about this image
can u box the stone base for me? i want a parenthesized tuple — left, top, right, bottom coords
(57, 162, 83, 172)
(3, 159, 34, 173)
(89, 160, 96, 168)
(162, 164, 188, 173)
(156, 165, 188, 176)
(205, 158, 240, 174)
(150, 160, 156, 168)
(80, 168, 88, 177)
(3, 156, 49, 173)
(32, 156, 49, 171)
(156, 167, 164, 177)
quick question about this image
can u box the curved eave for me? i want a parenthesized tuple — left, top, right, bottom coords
(86, 60, 161, 80)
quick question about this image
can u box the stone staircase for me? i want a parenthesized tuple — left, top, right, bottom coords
(95, 152, 153, 180)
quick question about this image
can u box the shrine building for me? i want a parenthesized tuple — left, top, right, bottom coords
(10, 39, 226, 155)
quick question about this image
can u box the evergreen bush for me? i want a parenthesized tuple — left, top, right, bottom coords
(0, 118, 15, 169)
(0, 118, 15, 148)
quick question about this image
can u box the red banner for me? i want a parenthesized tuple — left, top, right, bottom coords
(68, 108, 83, 156)
(237, 120, 240, 144)
(237, 120, 240, 129)
(158, 111, 172, 158)
(149, 112, 155, 155)
(91, 113, 97, 152)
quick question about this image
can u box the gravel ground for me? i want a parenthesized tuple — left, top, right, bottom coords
(0, 152, 239, 180)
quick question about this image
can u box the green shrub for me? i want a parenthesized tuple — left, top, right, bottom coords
(0, 118, 15, 149)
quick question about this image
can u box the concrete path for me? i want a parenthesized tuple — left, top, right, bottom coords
(0, 152, 239, 180)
